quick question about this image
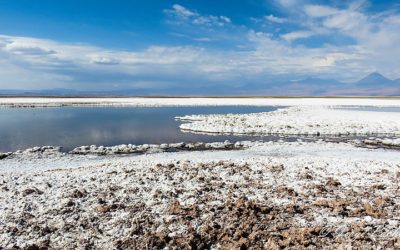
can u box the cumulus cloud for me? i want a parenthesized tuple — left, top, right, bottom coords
(0, 27, 391, 91)
(0, 1, 400, 91)
(0, 33, 364, 90)
(300, 2, 400, 77)
(0, 35, 209, 90)
(246, 30, 365, 77)
(266, 0, 400, 79)
(170, 4, 196, 17)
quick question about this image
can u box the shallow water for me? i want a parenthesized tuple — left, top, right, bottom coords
(0, 106, 281, 152)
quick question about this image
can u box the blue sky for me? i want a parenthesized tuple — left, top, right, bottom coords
(0, 0, 399, 93)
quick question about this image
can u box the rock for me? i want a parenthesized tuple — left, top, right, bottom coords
(95, 205, 111, 213)
(170, 142, 185, 148)
(22, 187, 43, 197)
(160, 144, 169, 149)
(69, 189, 86, 198)
(326, 178, 341, 188)
(25, 244, 40, 250)
(0, 152, 12, 160)
(371, 183, 386, 190)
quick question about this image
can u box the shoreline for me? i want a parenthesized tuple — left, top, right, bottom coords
(1, 135, 400, 156)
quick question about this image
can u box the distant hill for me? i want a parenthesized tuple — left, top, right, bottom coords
(291, 77, 342, 86)
(344, 72, 399, 96)
(356, 72, 395, 87)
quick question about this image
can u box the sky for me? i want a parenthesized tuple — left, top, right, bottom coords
(0, 0, 399, 93)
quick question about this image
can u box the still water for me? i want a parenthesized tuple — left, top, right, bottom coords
(0, 106, 279, 152)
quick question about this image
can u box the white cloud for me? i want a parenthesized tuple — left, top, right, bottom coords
(265, 14, 287, 23)
(323, 10, 367, 31)
(0, 30, 389, 91)
(2, 0, 400, 91)
(275, 0, 298, 8)
(0, 35, 209, 89)
(281, 30, 314, 41)
(264, 3, 394, 81)
(312, 53, 354, 67)
(240, 30, 366, 79)
(5, 44, 56, 55)
(0, 33, 364, 90)
(170, 4, 195, 17)
(299, 2, 400, 79)
(194, 37, 213, 42)
(220, 16, 231, 23)
(165, 4, 232, 27)
(91, 57, 120, 65)
(304, 5, 338, 17)
(312, 56, 336, 67)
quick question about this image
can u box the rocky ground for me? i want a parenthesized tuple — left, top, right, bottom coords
(1, 141, 400, 249)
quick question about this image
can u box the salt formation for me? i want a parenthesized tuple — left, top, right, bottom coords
(178, 106, 400, 136)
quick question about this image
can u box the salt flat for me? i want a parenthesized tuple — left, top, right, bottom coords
(1, 98, 400, 249)
(1, 97, 400, 107)
(1, 141, 400, 248)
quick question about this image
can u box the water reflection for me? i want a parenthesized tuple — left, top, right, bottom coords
(0, 106, 279, 152)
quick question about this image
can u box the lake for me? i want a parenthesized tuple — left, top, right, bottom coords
(0, 106, 280, 152)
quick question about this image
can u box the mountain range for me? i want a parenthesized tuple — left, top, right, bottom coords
(0, 72, 399, 96)
(284, 72, 400, 96)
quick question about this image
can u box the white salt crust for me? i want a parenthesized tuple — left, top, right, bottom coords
(1, 97, 400, 108)
(177, 106, 400, 136)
